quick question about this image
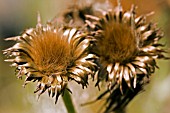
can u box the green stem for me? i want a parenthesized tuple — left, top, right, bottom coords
(62, 90, 77, 113)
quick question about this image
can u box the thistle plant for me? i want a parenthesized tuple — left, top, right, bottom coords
(83, 1, 168, 112)
(3, 13, 97, 104)
(2, 0, 169, 113)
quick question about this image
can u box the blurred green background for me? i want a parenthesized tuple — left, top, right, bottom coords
(0, 0, 170, 113)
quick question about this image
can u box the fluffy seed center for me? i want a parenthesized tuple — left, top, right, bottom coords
(97, 23, 138, 63)
(30, 30, 72, 74)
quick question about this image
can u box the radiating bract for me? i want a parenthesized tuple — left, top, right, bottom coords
(85, 2, 168, 112)
(86, 2, 167, 91)
(3, 14, 97, 103)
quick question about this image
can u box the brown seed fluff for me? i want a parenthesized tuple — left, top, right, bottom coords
(97, 22, 137, 63)
(29, 30, 72, 75)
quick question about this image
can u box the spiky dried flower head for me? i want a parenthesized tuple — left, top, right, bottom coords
(85, 2, 168, 92)
(3, 14, 97, 103)
(61, 3, 93, 25)
(59, 1, 112, 27)
(82, 1, 169, 112)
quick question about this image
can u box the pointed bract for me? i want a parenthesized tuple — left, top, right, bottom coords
(3, 14, 97, 103)
(84, 1, 168, 112)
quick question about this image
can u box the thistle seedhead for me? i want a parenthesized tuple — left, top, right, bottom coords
(84, 1, 168, 112)
(59, 1, 112, 27)
(86, 1, 167, 91)
(3, 14, 97, 103)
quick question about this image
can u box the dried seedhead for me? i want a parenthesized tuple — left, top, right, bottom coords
(59, 1, 112, 27)
(86, 2, 167, 91)
(3, 14, 97, 103)
(84, 1, 168, 112)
